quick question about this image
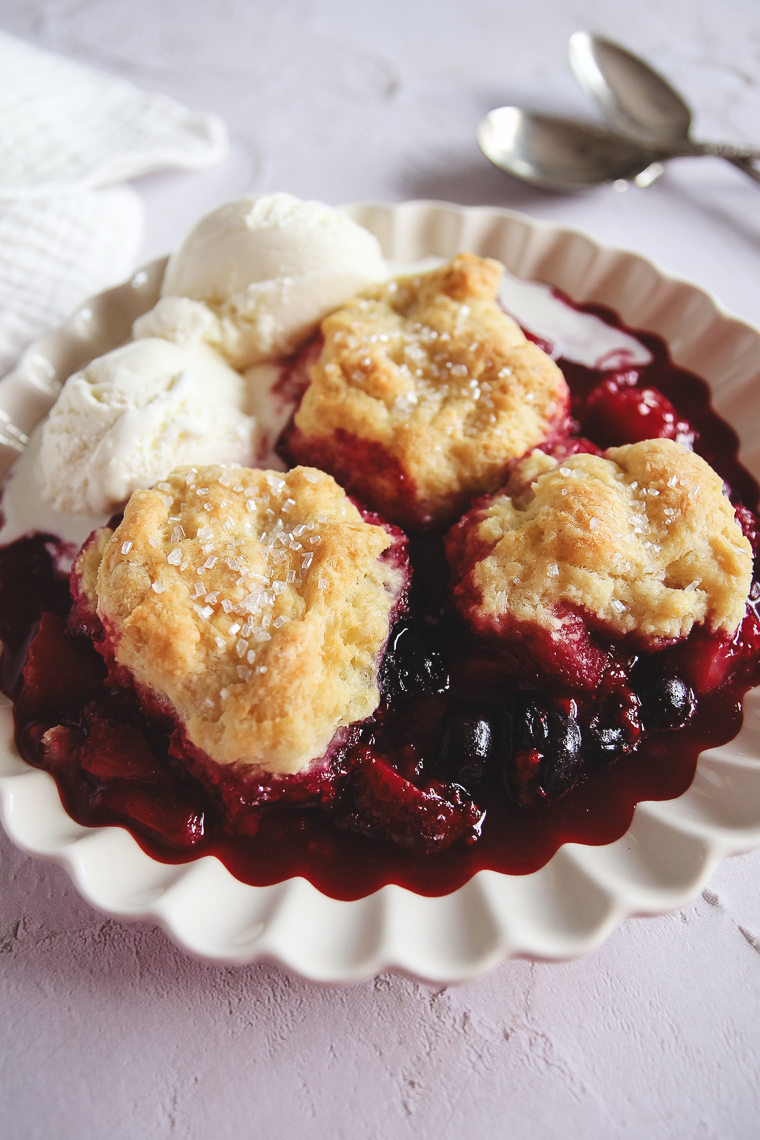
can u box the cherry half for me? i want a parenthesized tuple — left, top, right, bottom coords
(583, 372, 695, 449)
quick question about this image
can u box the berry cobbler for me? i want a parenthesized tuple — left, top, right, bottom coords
(446, 439, 752, 689)
(284, 254, 570, 530)
(3, 205, 760, 901)
(69, 465, 409, 832)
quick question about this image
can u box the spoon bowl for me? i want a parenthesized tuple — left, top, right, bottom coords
(477, 106, 663, 189)
(569, 31, 760, 185)
(569, 31, 692, 145)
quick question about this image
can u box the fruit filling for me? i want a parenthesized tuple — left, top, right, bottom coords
(1, 286, 759, 901)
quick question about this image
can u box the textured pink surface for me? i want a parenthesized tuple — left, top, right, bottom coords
(3, 829, 760, 1137)
(2, 0, 760, 1134)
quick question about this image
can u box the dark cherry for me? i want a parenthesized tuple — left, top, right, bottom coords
(638, 674, 696, 733)
(504, 696, 583, 807)
(380, 619, 450, 702)
(584, 373, 695, 449)
(432, 702, 500, 793)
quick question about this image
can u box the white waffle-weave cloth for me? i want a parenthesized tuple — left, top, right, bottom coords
(0, 31, 229, 376)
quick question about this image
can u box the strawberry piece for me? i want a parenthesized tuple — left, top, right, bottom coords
(342, 751, 485, 852)
(77, 710, 172, 787)
(39, 714, 207, 850)
(92, 785, 206, 849)
(667, 630, 738, 696)
(16, 613, 106, 719)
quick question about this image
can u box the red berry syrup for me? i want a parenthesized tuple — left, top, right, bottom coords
(1, 302, 758, 902)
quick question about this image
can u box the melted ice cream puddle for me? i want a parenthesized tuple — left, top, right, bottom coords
(388, 257, 653, 370)
(497, 273, 653, 370)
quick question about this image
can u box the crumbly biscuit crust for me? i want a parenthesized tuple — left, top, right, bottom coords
(450, 438, 752, 645)
(76, 465, 405, 775)
(290, 253, 569, 528)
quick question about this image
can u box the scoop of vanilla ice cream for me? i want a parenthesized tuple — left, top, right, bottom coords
(38, 338, 255, 515)
(133, 192, 387, 368)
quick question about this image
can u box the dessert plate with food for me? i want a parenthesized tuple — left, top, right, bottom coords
(1, 193, 759, 984)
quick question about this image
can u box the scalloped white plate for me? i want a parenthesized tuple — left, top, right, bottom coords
(2, 199, 760, 985)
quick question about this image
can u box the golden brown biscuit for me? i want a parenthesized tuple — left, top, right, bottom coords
(446, 439, 752, 684)
(73, 464, 407, 776)
(285, 253, 570, 530)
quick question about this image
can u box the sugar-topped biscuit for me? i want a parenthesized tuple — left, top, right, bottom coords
(73, 465, 408, 776)
(446, 439, 752, 685)
(284, 253, 570, 530)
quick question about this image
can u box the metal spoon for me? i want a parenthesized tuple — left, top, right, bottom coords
(568, 31, 760, 186)
(478, 45, 760, 190)
(477, 106, 668, 190)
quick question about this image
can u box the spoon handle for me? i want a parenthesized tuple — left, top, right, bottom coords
(682, 140, 760, 162)
(728, 156, 760, 186)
